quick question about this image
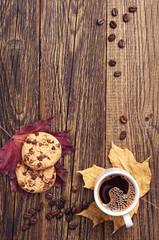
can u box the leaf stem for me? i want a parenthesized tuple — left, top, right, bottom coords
(0, 126, 12, 138)
(141, 197, 159, 210)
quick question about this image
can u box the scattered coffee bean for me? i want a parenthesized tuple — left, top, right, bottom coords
(118, 39, 125, 48)
(30, 217, 37, 225)
(69, 224, 77, 230)
(58, 202, 64, 210)
(114, 71, 121, 77)
(71, 206, 76, 214)
(109, 21, 117, 29)
(109, 60, 116, 67)
(51, 209, 59, 217)
(60, 197, 66, 204)
(45, 193, 52, 200)
(75, 207, 81, 214)
(23, 212, 32, 219)
(129, 6, 137, 13)
(22, 224, 29, 231)
(28, 208, 36, 215)
(108, 34, 116, 42)
(48, 199, 57, 207)
(112, 8, 118, 16)
(123, 13, 130, 22)
(65, 208, 71, 215)
(37, 202, 44, 211)
(120, 115, 128, 124)
(82, 202, 89, 210)
(57, 212, 63, 219)
(72, 186, 78, 193)
(120, 131, 127, 140)
(66, 214, 72, 223)
(46, 213, 52, 220)
(97, 18, 105, 26)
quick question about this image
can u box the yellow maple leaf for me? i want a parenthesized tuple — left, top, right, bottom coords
(77, 143, 151, 233)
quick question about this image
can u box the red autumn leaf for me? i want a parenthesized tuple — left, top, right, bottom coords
(0, 116, 75, 198)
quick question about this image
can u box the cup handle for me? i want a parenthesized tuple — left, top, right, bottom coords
(123, 214, 133, 228)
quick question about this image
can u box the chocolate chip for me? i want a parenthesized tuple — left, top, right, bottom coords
(51, 146, 55, 150)
(34, 132, 39, 136)
(120, 115, 128, 124)
(23, 212, 32, 219)
(65, 208, 71, 215)
(118, 39, 125, 48)
(51, 209, 59, 217)
(69, 224, 77, 230)
(43, 183, 49, 189)
(109, 60, 116, 67)
(109, 20, 117, 29)
(112, 8, 118, 16)
(48, 199, 57, 207)
(28, 208, 36, 215)
(114, 71, 121, 77)
(123, 13, 130, 22)
(57, 143, 61, 148)
(30, 189, 34, 193)
(96, 18, 105, 26)
(82, 202, 89, 210)
(56, 212, 63, 219)
(22, 224, 29, 231)
(37, 155, 43, 161)
(24, 155, 29, 161)
(72, 186, 78, 193)
(129, 6, 137, 13)
(31, 174, 37, 180)
(108, 34, 116, 42)
(30, 217, 37, 225)
(120, 131, 127, 140)
(22, 172, 27, 176)
(26, 138, 32, 143)
(39, 143, 43, 147)
(37, 202, 44, 211)
(46, 213, 52, 220)
(36, 163, 42, 168)
(19, 183, 25, 188)
(32, 140, 37, 145)
(29, 148, 34, 155)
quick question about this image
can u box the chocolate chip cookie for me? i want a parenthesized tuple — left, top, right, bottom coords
(22, 132, 62, 170)
(16, 161, 56, 193)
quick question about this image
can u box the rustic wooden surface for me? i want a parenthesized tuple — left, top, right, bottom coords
(0, 0, 158, 239)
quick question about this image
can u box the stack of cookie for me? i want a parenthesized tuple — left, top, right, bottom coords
(16, 132, 62, 193)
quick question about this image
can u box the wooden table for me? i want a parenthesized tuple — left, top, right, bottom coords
(0, 1, 158, 239)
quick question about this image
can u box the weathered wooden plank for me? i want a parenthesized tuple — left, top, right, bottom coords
(105, 1, 159, 239)
(0, 0, 40, 239)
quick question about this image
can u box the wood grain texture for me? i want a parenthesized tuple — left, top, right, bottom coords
(0, 0, 158, 239)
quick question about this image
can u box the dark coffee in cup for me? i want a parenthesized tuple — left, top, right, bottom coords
(98, 175, 135, 212)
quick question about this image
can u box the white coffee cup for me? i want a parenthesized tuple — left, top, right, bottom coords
(94, 168, 139, 228)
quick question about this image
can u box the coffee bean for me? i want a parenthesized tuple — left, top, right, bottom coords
(23, 212, 32, 219)
(120, 131, 127, 140)
(118, 39, 125, 48)
(37, 202, 44, 211)
(65, 208, 71, 215)
(109, 21, 117, 29)
(56, 212, 63, 219)
(28, 208, 36, 215)
(46, 213, 52, 220)
(112, 8, 118, 16)
(22, 224, 29, 231)
(60, 197, 66, 204)
(66, 214, 72, 223)
(71, 206, 76, 214)
(48, 199, 57, 207)
(123, 13, 130, 22)
(75, 207, 81, 214)
(82, 202, 89, 210)
(30, 217, 37, 225)
(108, 34, 116, 42)
(69, 224, 77, 230)
(109, 60, 116, 67)
(97, 18, 105, 26)
(45, 193, 52, 200)
(51, 209, 59, 217)
(58, 202, 64, 210)
(72, 186, 78, 193)
(114, 71, 121, 77)
(129, 6, 137, 13)
(120, 115, 128, 124)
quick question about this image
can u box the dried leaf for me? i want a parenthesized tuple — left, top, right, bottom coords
(0, 116, 75, 197)
(78, 143, 151, 233)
